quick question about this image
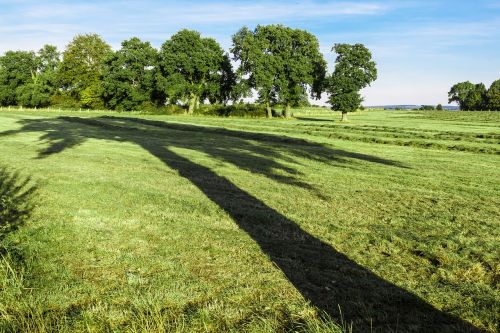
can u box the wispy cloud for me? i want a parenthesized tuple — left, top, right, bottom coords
(20, 1, 388, 22)
(167, 2, 387, 23)
(22, 3, 101, 19)
(0, 0, 498, 105)
(5, 1, 388, 25)
(0, 1, 392, 50)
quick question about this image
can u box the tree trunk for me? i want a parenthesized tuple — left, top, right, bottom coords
(341, 111, 348, 122)
(284, 103, 292, 118)
(266, 102, 272, 118)
(188, 94, 197, 115)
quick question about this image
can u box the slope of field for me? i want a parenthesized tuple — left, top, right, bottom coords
(0, 109, 498, 332)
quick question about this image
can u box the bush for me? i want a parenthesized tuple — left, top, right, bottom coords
(140, 103, 186, 115)
(0, 167, 37, 240)
(49, 92, 81, 109)
(195, 104, 267, 117)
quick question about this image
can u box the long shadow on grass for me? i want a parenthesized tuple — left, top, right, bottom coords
(0, 166, 37, 242)
(1, 116, 480, 332)
(295, 117, 335, 122)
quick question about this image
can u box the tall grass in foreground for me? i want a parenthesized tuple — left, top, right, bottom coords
(0, 167, 37, 239)
(0, 167, 38, 332)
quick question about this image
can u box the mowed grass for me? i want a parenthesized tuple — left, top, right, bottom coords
(0, 109, 498, 332)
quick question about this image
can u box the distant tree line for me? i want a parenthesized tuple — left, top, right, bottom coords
(448, 80, 500, 111)
(418, 104, 442, 111)
(0, 26, 378, 120)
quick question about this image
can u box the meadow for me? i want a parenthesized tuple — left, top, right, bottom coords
(0, 108, 498, 332)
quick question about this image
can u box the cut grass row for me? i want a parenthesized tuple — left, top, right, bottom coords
(129, 116, 499, 154)
(78, 114, 500, 155)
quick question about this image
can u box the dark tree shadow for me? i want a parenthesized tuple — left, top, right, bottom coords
(295, 117, 335, 122)
(0, 116, 481, 332)
(0, 166, 37, 241)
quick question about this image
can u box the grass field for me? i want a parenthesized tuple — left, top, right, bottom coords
(0, 109, 499, 332)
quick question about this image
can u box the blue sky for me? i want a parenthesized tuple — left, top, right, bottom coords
(0, 0, 499, 105)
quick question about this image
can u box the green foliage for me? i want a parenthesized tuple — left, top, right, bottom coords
(292, 92, 311, 107)
(419, 105, 435, 110)
(486, 79, 500, 110)
(0, 30, 389, 117)
(140, 103, 186, 115)
(0, 167, 36, 240)
(16, 83, 52, 108)
(0, 46, 60, 108)
(329, 91, 363, 116)
(232, 25, 326, 118)
(101, 37, 158, 111)
(468, 83, 487, 110)
(58, 34, 111, 108)
(0, 51, 37, 106)
(80, 83, 105, 109)
(49, 92, 80, 109)
(326, 44, 377, 120)
(195, 103, 267, 117)
(448, 81, 474, 110)
(19, 45, 61, 108)
(436, 103, 443, 110)
(157, 30, 233, 114)
(448, 81, 490, 111)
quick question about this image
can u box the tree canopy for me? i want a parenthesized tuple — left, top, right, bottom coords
(486, 79, 500, 110)
(101, 37, 158, 111)
(448, 81, 490, 111)
(232, 25, 326, 118)
(157, 29, 233, 114)
(58, 34, 112, 109)
(0, 45, 60, 108)
(326, 43, 377, 121)
(0, 51, 37, 106)
(2, 29, 498, 115)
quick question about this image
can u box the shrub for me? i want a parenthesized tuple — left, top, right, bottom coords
(140, 103, 186, 115)
(49, 92, 80, 109)
(195, 104, 267, 117)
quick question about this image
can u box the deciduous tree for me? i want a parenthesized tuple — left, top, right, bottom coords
(468, 83, 487, 110)
(101, 37, 158, 111)
(326, 44, 377, 121)
(157, 30, 232, 114)
(448, 81, 488, 111)
(58, 34, 111, 109)
(17, 45, 60, 108)
(232, 25, 326, 118)
(448, 81, 474, 110)
(0, 51, 36, 106)
(486, 79, 500, 110)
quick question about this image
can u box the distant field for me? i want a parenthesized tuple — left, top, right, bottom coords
(0, 109, 499, 332)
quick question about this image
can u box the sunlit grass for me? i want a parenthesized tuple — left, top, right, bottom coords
(0, 108, 498, 332)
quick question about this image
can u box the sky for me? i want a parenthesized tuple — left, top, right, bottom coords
(0, 0, 499, 105)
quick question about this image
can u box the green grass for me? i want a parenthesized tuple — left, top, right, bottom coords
(0, 108, 498, 332)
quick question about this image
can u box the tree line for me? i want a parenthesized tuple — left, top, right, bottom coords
(448, 80, 500, 111)
(0, 25, 378, 120)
